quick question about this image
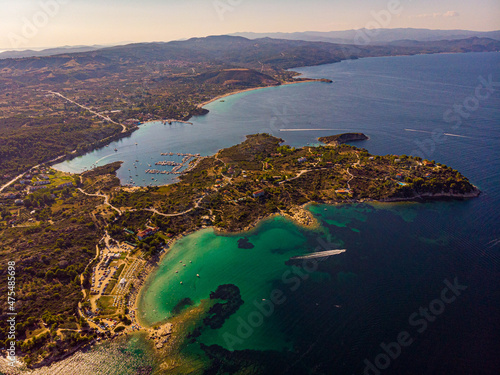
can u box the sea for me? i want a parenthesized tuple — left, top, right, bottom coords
(40, 52, 500, 374)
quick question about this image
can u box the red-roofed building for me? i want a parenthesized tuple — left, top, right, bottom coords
(137, 227, 159, 241)
(252, 189, 265, 198)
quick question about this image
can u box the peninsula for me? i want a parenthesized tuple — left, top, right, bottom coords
(0, 132, 480, 368)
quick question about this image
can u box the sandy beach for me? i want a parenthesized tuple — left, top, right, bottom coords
(197, 79, 321, 108)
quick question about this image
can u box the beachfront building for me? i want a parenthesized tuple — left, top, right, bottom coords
(137, 227, 159, 241)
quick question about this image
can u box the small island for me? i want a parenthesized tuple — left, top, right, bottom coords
(318, 133, 369, 145)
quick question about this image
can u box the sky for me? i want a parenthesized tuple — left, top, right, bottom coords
(1, 0, 499, 50)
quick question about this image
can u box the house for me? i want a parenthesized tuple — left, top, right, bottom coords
(368, 156, 375, 161)
(423, 160, 434, 167)
(252, 189, 265, 198)
(137, 227, 159, 241)
(2, 193, 17, 199)
(297, 157, 307, 163)
(28, 186, 48, 193)
(335, 189, 351, 194)
(396, 174, 403, 180)
(57, 182, 74, 189)
(14, 199, 23, 205)
(33, 180, 50, 186)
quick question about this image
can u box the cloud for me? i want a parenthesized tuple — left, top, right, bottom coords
(443, 11, 459, 17)
(409, 11, 460, 19)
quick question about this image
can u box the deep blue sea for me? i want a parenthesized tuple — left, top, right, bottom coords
(47, 52, 500, 375)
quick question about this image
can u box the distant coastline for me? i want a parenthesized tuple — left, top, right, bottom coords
(197, 79, 327, 108)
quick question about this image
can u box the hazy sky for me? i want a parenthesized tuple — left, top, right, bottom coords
(1, 0, 499, 50)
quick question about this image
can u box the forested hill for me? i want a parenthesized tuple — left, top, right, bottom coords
(1, 35, 499, 72)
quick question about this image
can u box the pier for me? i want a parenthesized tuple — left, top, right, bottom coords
(162, 119, 194, 125)
(160, 152, 200, 157)
(145, 153, 203, 176)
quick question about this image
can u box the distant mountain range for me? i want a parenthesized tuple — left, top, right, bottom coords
(2, 35, 500, 74)
(0, 45, 107, 60)
(231, 28, 500, 45)
(2, 28, 499, 61)
(1, 35, 499, 86)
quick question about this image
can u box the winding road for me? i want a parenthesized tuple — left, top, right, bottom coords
(77, 188, 122, 214)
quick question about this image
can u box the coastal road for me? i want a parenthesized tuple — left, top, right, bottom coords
(45, 90, 127, 133)
(0, 154, 67, 193)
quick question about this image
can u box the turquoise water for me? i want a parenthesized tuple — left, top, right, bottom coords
(48, 52, 499, 374)
(139, 217, 329, 352)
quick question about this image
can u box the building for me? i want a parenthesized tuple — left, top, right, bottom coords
(137, 227, 159, 241)
(252, 189, 265, 198)
(297, 157, 307, 163)
(28, 186, 48, 193)
(33, 180, 50, 186)
(335, 189, 351, 194)
(57, 182, 74, 189)
(396, 174, 403, 180)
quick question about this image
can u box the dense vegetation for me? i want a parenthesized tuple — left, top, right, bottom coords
(0, 33, 489, 368)
(2, 35, 499, 184)
(106, 134, 479, 234)
(0, 184, 103, 366)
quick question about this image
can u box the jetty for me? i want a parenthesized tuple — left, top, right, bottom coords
(290, 249, 346, 260)
(162, 119, 193, 125)
(160, 152, 200, 157)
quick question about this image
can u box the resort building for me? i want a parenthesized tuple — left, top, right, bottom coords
(137, 227, 159, 241)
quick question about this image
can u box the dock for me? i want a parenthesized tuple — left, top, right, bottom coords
(162, 119, 193, 125)
(145, 153, 203, 176)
